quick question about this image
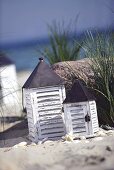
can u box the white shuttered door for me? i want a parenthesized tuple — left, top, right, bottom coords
(64, 103, 87, 135)
(31, 86, 65, 140)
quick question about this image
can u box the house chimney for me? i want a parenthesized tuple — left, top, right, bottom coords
(39, 57, 44, 62)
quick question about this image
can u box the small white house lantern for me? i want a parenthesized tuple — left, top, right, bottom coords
(22, 58, 66, 142)
(63, 80, 99, 138)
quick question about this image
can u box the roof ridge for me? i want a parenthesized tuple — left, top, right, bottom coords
(23, 59, 64, 88)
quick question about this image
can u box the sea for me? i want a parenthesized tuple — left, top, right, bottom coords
(1, 40, 50, 72)
(0, 33, 84, 72)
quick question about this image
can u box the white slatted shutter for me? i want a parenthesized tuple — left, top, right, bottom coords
(89, 101, 99, 133)
(64, 103, 87, 136)
(30, 86, 65, 141)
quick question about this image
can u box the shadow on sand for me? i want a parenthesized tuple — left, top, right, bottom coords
(0, 119, 29, 148)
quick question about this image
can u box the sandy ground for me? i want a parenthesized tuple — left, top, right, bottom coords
(0, 126, 114, 170)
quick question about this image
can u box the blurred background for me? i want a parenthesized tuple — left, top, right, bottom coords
(0, 0, 114, 71)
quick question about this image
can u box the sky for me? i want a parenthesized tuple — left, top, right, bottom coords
(0, 0, 114, 46)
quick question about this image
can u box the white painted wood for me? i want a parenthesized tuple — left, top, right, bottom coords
(23, 88, 31, 110)
(25, 91, 38, 142)
(25, 85, 66, 142)
(64, 105, 72, 135)
(38, 109, 62, 116)
(37, 96, 60, 102)
(35, 91, 60, 97)
(89, 101, 99, 133)
(40, 123, 64, 130)
(37, 105, 62, 111)
(61, 85, 66, 101)
(64, 100, 99, 137)
(33, 86, 61, 92)
(66, 104, 87, 135)
(39, 131, 65, 139)
(35, 100, 61, 106)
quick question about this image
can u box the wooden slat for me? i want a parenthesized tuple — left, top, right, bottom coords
(38, 100, 61, 107)
(37, 105, 62, 111)
(39, 116, 62, 121)
(39, 116, 63, 122)
(38, 108, 61, 114)
(73, 130, 86, 134)
(39, 113, 62, 118)
(41, 127, 64, 134)
(39, 110, 62, 117)
(72, 124, 85, 129)
(71, 115, 85, 120)
(68, 106, 84, 110)
(37, 96, 60, 103)
(40, 131, 65, 139)
(36, 91, 60, 97)
(69, 108, 83, 112)
(40, 123, 64, 130)
(73, 127, 86, 133)
(35, 87, 60, 93)
(39, 118, 63, 125)
(70, 111, 84, 115)
(72, 121, 85, 126)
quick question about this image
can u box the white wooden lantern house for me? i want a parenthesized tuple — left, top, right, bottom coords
(0, 54, 18, 106)
(63, 80, 99, 138)
(22, 58, 66, 142)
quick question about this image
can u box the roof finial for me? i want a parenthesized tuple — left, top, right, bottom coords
(39, 57, 44, 62)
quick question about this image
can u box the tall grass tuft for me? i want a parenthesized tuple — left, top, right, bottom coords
(40, 21, 82, 64)
(83, 31, 114, 126)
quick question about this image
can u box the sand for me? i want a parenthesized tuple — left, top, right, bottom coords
(0, 128, 114, 170)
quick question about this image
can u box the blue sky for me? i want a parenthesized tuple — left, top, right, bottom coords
(0, 0, 114, 46)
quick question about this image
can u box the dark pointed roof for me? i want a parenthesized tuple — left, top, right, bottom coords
(63, 80, 95, 103)
(0, 54, 14, 67)
(23, 58, 64, 88)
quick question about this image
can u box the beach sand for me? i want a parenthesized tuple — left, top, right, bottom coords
(0, 132, 114, 170)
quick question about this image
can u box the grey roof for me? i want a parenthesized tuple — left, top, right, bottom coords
(23, 58, 64, 88)
(63, 80, 95, 103)
(0, 55, 14, 67)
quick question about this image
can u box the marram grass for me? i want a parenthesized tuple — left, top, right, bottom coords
(83, 31, 114, 126)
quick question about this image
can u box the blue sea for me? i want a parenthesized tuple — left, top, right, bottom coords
(1, 42, 49, 72)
